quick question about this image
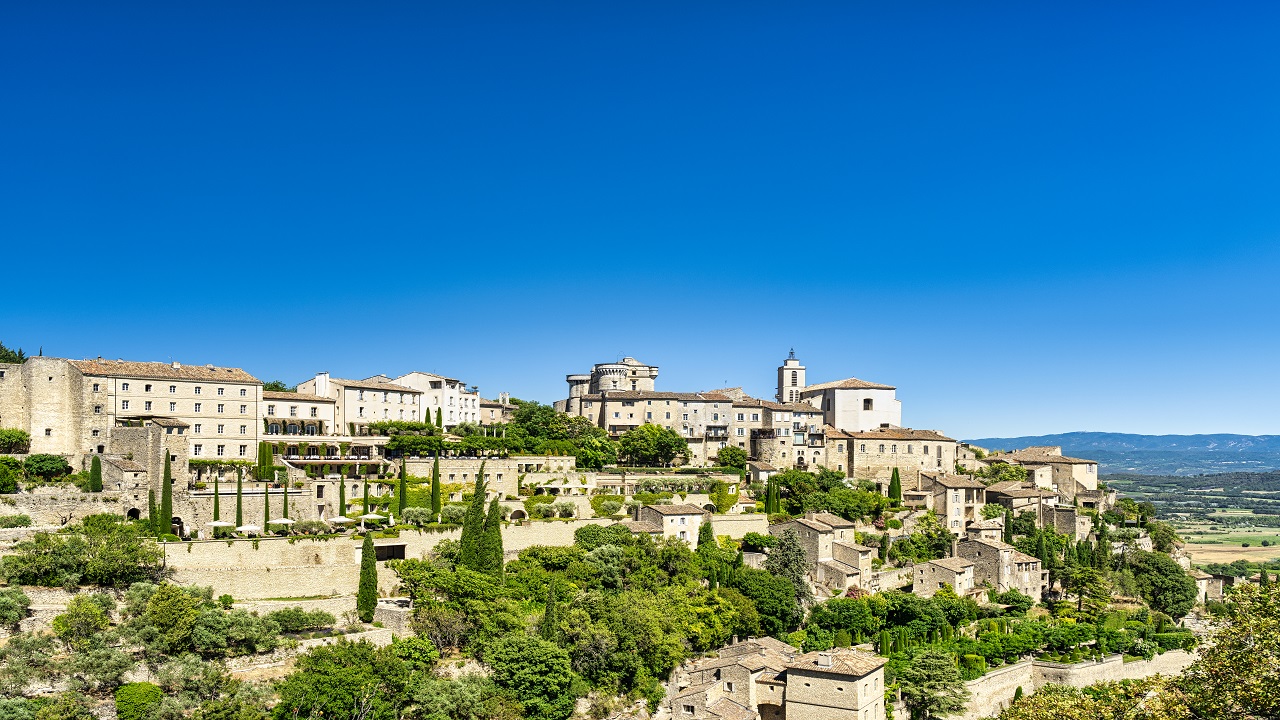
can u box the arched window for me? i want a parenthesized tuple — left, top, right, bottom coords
(790, 371, 798, 386)
(269, 423, 280, 435)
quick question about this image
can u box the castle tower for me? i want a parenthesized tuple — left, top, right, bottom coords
(776, 349, 806, 403)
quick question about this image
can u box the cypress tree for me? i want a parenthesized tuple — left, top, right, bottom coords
(89, 455, 102, 492)
(282, 476, 289, 518)
(879, 630, 891, 656)
(159, 454, 173, 537)
(339, 478, 347, 516)
(540, 584, 558, 641)
(397, 461, 408, 516)
(263, 482, 271, 530)
(235, 467, 244, 527)
(888, 467, 902, 503)
(879, 532, 890, 561)
(430, 456, 441, 522)
(362, 480, 370, 515)
(212, 472, 221, 537)
(1003, 508, 1014, 543)
(458, 465, 488, 566)
(1013, 686, 1023, 701)
(1261, 569, 1271, 586)
(476, 498, 504, 578)
(697, 519, 715, 549)
(147, 488, 158, 534)
(357, 532, 378, 622)
(435, 407, 443, 428)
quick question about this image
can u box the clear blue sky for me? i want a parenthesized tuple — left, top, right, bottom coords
(3, 2, 1279, 438)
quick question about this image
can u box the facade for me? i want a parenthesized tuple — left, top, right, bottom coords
(635, 503, 709, 543)
(825, 427, 958, 484)
(559, 356, 659, 414)
(262, 391, 336, 437)
(771, 512, 874, 592)
(567, 389, 735, 466)
(0, 356, 262, 465)
(479, 392, 516, 425)
(955, 537, 1048, 601)
(915, 557, 977, 598)
(919, 473, 988, 535)
(392, 371, 480, 428)
(981, 446, 1099, 502)
(297, 372, 423, 434)
(670, 639, 887, 720)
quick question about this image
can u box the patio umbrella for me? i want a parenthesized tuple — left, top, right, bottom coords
(235, 525, 261, 533)
(268, 517, 296, 525)
(207, 520, 235, 527)
(328, 516, 353, 524)
(358, 512, 385, 531)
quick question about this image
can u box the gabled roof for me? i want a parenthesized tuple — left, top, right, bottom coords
(70, 359, 260, 384)
(327, 377, 420, 393)
(821, 560, 860, 576)
(968, 518, 1005, 530)
(923, 473, 988, 490)
(985, 480, 1029, 494)
(801, 377, 896, 392)
(263, 391, 333, 402)
(619, 519, 662, 534)
(147, 417, 189, 428)
(830, 426, 956, 442)
(785, 649, 887, 677)
(833, 540, 873, 553)
(989, 447, 1097, 466)
(1010, 550, 1041, 565)
(807, 512, 855, 528)
(927, 557, 974, 572)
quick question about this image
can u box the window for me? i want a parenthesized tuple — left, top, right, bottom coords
(194, 424, 202, 433)
(144, 401, 152, 411)
(736, 413, 744, 421)
(169, 385, 176, 393)
(121, 400, 130, 410)
(144, 384, 152, 392)
(194, 386, 202, 394)
(170, 402, 177, 411)
(316, 485, 324, 499)
(121, 382, 130, 391)
(310, 407, 318, 417)
(217, 404, 224, 413)
(712, 413, 719, 421)
(267, 405, 275, 416)
(217, 387, 224, 395)
(357, 390, 364, 400)
(891, 444, 897, 453)
(239, 425, 247, 434)
(878, 444, 885, 453)
(194, 403, 202, 412)
(290, 406, 298, 417)
(907, 445, 913, 453)
(736, 428, 744, 436)
(613, 412, 620, 418)
(863, 398, 873, 410)
(216, 444, 225, 456)
(837, 443, 844, 452)
(193, 444, 202, 456)
(240, 404, 247, 413)
(92, 383, 99, 392)
(665, 412, 671, 419)
(358, 407, 364, 417)
(790, 370, 798, 386)
(923, 445, 930, 456)
(860, 443, 866, 452)
(682, 413, 689, 421)
(92, 429, 99, 437)
(682, 705, 695, 715)
(725, 681, 735, 692)
(217, 424, 224, 434)
(94, 405, 102, 414)
(647, 412, 652, 420)
(44, 428, 51, 436)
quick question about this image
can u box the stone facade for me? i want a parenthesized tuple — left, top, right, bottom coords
(392, 371, 480, 428)
(827, 427, 958, 484)
(297, 373, 424, 433)
(955, 537, 1048, 601)
(914, 557, 977, 598)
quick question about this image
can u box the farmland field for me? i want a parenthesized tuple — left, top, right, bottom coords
(1175, 522, 1280, 564)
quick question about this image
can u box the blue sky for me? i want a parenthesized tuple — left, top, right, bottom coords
(3, 2, 1279, 438)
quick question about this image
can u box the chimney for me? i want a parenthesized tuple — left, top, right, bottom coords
(951, 537, 959, 557)
(171, 362, 181, 369)
(817, 652, 833, 668)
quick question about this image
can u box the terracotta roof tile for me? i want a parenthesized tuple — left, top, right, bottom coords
(71, 359, 259, 384)
(327, 377, 420, 393)
(801, 377, 896, 391)
(786, 649, 886, 677)
(927, 557, 974, 572)
(262, 391, 333, 402)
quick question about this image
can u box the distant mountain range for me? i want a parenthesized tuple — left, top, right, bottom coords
(964, 432, 1280, 476)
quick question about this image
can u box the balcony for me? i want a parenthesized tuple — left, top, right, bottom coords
(705, 427, 730, 439)
(751, 428, 777, 440)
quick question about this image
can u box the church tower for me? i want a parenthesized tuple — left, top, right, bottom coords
(775, 349, 806, 403)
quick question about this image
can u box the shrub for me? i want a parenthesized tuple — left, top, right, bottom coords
(115, 682, 163, 720)
(552, 501, 575, 518)
(439, 504, 467, 524)
(595, 500, 622, 517)
(268, 606, 337, 633)
(0, 429, 30, 454)
(1151, 632, 1196, 651)
(589, 494, 624, 517)
(887, 518, 903, 529)
(293, 520, 329, 535)
(0, 514, 31, 528)
(741, 532, 778, 552)
(402, 507, 434, 526)
(217, 594, 234, 609)
(23, 454, 71, 480)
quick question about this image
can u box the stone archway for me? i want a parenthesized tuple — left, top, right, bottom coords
(170, 516, 185, 537)
(509, 509, 527, 520)
(126, 508, 141, 521)
(703, 504, 716, 513)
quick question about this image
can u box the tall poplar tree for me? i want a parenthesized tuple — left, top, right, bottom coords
(235, 467, 244, 527)
(357, 532, 378, 622)
(159, 454, 173, 537)
(435, 407, 442, 428)
(212, 472, 221, 537)
(263, 483, 271, 530)
(88, 455, 102, 492)
(281, 476, 289, 518)
(888, 467, 902, 504)
(339, 478, 347, 517)
(430, 456, 442, 522)
(1003, 508, 1014, 543)
(397, 461, 408, 516)
(476, 498, 505, 578)
(458, 464, 487, 565)
(147, 488, 158, 534)
(362, 480, 370, 515)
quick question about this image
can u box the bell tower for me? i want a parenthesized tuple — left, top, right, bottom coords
(775, 349, 806, 403)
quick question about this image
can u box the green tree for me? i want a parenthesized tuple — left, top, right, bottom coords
(52, 594, 111, 650)
(362, 479, 370, 515)
(0, 342, 26, 364)
(540, 584, 559, 641)
(235, 468, 243, 527)
(23, 454, 70, 480)
(888, 467, 902, 503)
(1131, 551, 1198, 618)
(764, 528, 813, 608)
(339, 476, 347, 516)
(716, 445, 748, 470)
(397, 461, 408, 516)
(273, 640, 410, 720)
(390, 634, 440, 671)
(139, 583, 202, 654)
(476, 498, 505, 578)
(262, 483, 270, 530)
(430, 456, 442, 522)
(436, 407, 443, 427)
(147, 489, 158, 534)
(730, 567, 802, 636)
(88, 455, 102, 493)
(159, 454, 173, 536)
(458, 468, 488, 568)
(697, 519, 715, 550)
(484, 634, 577, 720)
(1003, 508, 1014, 543)
(261, 380, 294, 392)
(115, 682, 163, 720)
(281, 475, 289, 519)
(618, 423, 688, 467)
(1179, 582, 1280, 718)
(896, 647, 970, 720)
(357, 533, 378, 623)
(35, 693, 95, 720)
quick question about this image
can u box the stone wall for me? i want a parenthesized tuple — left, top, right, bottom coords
(958, 651, 1197, 719)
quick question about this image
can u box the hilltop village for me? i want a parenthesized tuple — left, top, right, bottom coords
(0, 348, 1266, 720)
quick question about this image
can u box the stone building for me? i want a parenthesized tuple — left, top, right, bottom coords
(955, 537, 1048, 601)
(917, 472, 988, 535)
(770, 512, 874, 592)
(297, 373, 424, 433)
(565, 389, 735, 466)
(0, 355, 262, 467)
(558, 357, 660, 414)
(391, 371, 480, 428)
(628, 503, 710, 543)
(479, 392, 516, 425)
(915, 557, 978, 599)
(980, 446, 1099, 503)
(824, 427, 958, 484)
(669, 638, 887, 720)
